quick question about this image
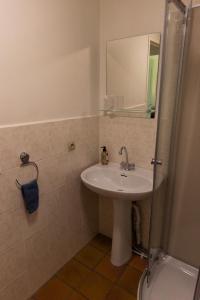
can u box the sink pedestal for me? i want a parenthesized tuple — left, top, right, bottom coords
(81, 163, 153, 267)
(111, 199, 132, 266)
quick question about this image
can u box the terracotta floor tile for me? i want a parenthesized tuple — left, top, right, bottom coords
(70, 291, 87, 300)
(79, 271, 112, 300)
(57, 259, 92, 289)
(74, 244, 105, 269)
(118, 266, 142, 296)
(106, 286, 137, 300)
(34, 236, 144, 300)
(90, 234, 112, 254)
(34, 277, 73, 300)
(95, 255, 126, 282)
(129, 255, 147, 272)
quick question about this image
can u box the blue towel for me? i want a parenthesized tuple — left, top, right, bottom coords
(21, 180, 39, 214)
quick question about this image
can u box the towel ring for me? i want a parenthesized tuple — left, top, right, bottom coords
(16, 152, 39, 189)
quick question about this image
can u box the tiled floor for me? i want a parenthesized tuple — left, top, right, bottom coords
(31, 234, 147, 300)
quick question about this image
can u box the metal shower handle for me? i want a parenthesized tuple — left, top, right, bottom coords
(151, 158, 163, 166)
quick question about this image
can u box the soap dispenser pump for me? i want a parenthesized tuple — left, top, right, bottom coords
(100, 146, 109, 165)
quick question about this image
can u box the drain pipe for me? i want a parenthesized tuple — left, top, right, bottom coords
(132, 203, 141, 245)
(132, 202, 148, 258)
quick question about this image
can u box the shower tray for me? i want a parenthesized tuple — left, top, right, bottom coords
(138, 255, 198, 300)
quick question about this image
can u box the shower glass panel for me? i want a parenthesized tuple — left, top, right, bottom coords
(148, 0, 186, 277)
(194, 269, 200, 300)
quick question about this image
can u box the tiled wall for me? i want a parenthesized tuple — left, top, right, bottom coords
(99, 116, 157, 168)
(0, 116, 99, 300)
(99, 116, 157, 249)
(0, 113, 157, 299)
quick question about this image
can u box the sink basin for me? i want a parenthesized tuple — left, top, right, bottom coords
(81, 163, 153, 267)
(81, 163, 153, 200)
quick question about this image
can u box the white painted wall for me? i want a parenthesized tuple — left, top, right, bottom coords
(0, 0, 165, 126)
(0, 0, 99, 126)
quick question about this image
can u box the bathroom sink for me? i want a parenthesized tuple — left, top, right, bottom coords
(81, 163, 153, 200)
(81, 163, 153, 267)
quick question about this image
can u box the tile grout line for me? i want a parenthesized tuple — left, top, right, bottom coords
(59, 243, 143, 298)
(54, 273, 89, 300)
(31, 236, 145, 300)
(33, 260, 143, 299)
(67, 243, 137, 298)
(55, 243, 113, 299)
(90, 244, 146, 298)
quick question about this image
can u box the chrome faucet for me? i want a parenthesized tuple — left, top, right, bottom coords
(119, 146, 135, 171)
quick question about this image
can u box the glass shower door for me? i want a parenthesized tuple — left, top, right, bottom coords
(148, 0, 187, 279)
(194, 269, 200, 300)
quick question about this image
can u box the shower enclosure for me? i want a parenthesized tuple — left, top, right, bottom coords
(138, 0, 200, 299)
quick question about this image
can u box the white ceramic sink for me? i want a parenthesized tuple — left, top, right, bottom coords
(81, 163, 153, 267)
(81, 163, 153, 200)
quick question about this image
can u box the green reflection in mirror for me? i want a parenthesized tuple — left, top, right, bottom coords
(147, 40, 160, 118)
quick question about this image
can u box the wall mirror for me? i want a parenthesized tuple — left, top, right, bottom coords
(105, 33, 161, 118)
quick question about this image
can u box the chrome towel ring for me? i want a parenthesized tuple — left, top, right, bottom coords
(16, 152, 39, 189)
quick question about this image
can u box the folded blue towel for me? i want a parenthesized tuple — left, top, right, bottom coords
(21, 180, 39, 214)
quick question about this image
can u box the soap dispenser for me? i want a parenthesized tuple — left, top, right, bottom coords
(100, 146, 109, 165)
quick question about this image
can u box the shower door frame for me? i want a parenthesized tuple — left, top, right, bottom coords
(194, 268, 200, 300)
(147, 0, 189, 284)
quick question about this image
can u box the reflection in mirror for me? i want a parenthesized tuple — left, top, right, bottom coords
(106, 33, 160, 118)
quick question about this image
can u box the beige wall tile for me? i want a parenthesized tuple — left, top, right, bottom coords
(99, 116, 156, 247)
(0, 168, 24, 213)
(12, 272, 32, 300)
(0, 242, 27, 291)
(0, 116, 99, 298)
(47, 223, 76, 271)
(0, 273, 31, 300)
(99, 116, 156, 169)
(0, 209, 24, 252)
(25, 228, 53, 289)
(0, 286, 14, 300)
